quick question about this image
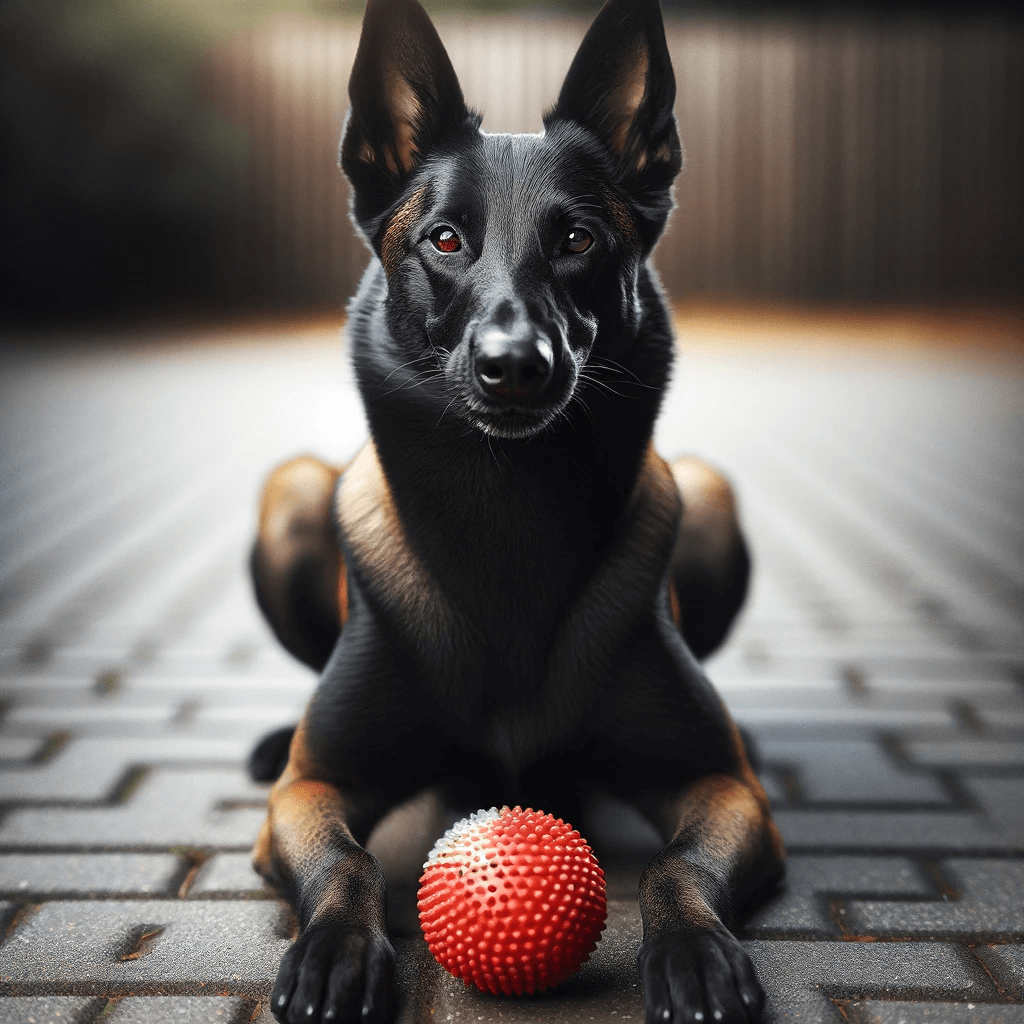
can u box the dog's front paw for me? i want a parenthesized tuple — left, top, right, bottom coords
(639, 928, 764, 1024)
(271, 922, 396, 1023)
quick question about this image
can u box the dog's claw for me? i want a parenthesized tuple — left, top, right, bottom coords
(640, 929, 764, 1024)
(271, 923, 396, 1024)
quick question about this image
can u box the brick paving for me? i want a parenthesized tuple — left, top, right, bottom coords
(0, 323, 1022, 1023)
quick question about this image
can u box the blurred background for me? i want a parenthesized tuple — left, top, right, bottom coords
(1, 0, 1022, 328)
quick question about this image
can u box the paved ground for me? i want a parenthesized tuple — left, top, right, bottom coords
(0, 316, 1022, 1024)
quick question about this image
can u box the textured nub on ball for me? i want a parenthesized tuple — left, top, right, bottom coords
(417, 806, 607, 996)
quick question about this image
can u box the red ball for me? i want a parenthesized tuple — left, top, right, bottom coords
(417, 806, 607, 996)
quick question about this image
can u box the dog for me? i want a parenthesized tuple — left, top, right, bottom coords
(248, 0, 785, 1020)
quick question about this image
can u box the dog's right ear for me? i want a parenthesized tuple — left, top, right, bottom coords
(340, 0, 474, 228)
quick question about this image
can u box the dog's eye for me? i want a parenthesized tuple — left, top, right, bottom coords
(430, 227, 462, 253)
(565, 228, 593, 254)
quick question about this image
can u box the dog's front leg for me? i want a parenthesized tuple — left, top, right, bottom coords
(638, 774, 784, 1024)
(254, 756, 395, 1024)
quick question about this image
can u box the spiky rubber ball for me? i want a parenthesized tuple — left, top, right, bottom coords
(417, 806, 607, 996)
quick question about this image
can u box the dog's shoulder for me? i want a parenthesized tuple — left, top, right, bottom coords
(335, 440, 458, 650)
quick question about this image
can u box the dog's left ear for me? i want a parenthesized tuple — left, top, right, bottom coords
(547, 0, 681, 235)
(340, 0, 475, 228)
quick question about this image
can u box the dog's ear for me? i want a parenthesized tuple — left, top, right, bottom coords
(340, 0, 474, 227)
(547, 0, 681, 235)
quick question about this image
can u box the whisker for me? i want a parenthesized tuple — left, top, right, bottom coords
(436, 396, 459, 428)
(578, 371, 629, 399)
(377, 354, 434, 388)
(570, 392, 597, 431)
(586, 357, 658, 390)
(401, 371, 446, 390)
(485, 434, 504, 469)
(379, 369, 444, 399)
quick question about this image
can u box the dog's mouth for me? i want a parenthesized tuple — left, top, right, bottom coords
(461, 397, 568, 440)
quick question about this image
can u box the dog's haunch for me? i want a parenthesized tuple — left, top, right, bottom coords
(417, 806, 607, 995)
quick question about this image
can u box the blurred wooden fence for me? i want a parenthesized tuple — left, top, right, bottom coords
(203, 13, 1023, 307)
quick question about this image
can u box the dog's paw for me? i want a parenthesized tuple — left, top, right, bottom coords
(639, 928, 764, 1024)
(271, 922, 396, 1023)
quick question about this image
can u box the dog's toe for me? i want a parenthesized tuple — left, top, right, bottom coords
(272, 924, 396, 1024)
(640, 929, 764, 1024)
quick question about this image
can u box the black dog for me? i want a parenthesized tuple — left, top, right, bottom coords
(249, 0, 785, 1021)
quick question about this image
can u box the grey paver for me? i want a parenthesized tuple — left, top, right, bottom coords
(0, 676, 309, 708)
(976, 944, 1024, 1000)
(715, 676, 845, 695)
(105, 995, 251, 1023)
(192, 704, 309, 730)
(125, 677, 312, 704)
(746, 940, 990, 1023)
(743, 430, 1024, 643)
(905, 738, 1024, 768)
(844, 860, 1024, 939)
(744, 639, 982, 661)
(0, 770, 266, 849)
(0, 996, 104, 1023)
(1, 714, 294, 743)
(759, 738, 948, 803)
(392, 901, 645, 1024)
(141, 648, 312, 681)
(1, 705, 176, 732)
(188, 854, 270, 897)
(773, 809, 1011, 852)
(759, 769, 788, 805)
(732, 653, 1017, 683)
(0, 900, 290, 996)
(0, 738, 253, 804)
(963, 778, 1024, 848)
(0, 738, 45, 763)
(247, 1004, 277, 1024)
(0, 680, 100, 704)
(0, 854, 183, 898)
(743, 855, 935, 938)
(975, 699, 1024, 732)
(724, 686, 955, 729)
(858, 675, 1021, 696)
(847, 1000, 1024, 1023)
(746, 721, 921, 741)
(0, 742, 126, 803)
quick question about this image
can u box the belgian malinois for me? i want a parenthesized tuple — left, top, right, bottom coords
(249, 0, 785, 1020)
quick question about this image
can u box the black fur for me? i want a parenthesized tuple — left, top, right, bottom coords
(247, 725, 296, 783)
(251, 547, 340, 671)
(250, 1, 783, 1022)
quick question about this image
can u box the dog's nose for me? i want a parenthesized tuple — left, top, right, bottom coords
(474, 328, 554, 402)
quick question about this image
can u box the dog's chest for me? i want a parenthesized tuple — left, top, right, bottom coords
(471, 690, 590, 791)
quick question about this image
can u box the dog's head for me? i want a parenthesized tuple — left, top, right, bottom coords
(342, 0, 681, 440)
